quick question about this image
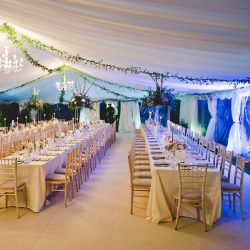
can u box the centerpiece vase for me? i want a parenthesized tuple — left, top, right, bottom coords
(154, 106, 161, 125)
(30, 108, 37, 121)
(175, 149, 186, 163)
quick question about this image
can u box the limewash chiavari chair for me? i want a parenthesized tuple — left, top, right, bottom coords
(112, 121, 116, 143)
(71, 147, 80, 194)
(208, 141, 216, 166)
(45, 151, 73, 208)
(128, 155, 151, 215)
(0, 158, 27, 218)
(220, 149, 233, 183)
(76, 142, 83, 187)
(215, 146, 226, 169)
(82, 139, 92, 180)
(54, 146, 79, 197)
(129, 148, 150, 172)
(13, 138, 22, 152)
(196, 137, 209, 160)
(221, 156, 246, 221)
(1, 141, 13, 158)
(173, 163, 208, 231)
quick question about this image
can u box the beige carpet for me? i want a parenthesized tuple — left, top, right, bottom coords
(0, 133, 250, 250)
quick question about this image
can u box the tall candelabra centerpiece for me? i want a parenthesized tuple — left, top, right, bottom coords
(24, 87, 44, 122)
(69, 84, 94, 127)
(142, 73, 176, 125)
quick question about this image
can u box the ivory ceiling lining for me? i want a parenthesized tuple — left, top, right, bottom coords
(0, 0, 249, 99)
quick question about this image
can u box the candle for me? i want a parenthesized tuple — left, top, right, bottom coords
(17, 117, 19, 127)
(72, 118, 75, 131)
(53, 113, 55, 118)
(4, 118, 6, 127)
(44, 114, 46, 121)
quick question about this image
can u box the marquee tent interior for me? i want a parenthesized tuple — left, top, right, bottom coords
(0, 1, 250, 249)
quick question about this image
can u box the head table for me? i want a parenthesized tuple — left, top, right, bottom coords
(0, 122, 109, 212)
(143, 125, 221, 226)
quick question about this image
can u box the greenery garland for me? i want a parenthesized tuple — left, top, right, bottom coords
(0, 65, 146, 101)
(64, 65, 146, 100)
(1, 22, 249, 87)
(0, 23, 57, 73)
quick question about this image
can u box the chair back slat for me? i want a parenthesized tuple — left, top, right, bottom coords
(0, 158, 17, 192)
(234, 156, 246, 189)
(177, 164, 208, 196)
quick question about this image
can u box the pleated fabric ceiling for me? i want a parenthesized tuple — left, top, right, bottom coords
(0, 0, 250, 102)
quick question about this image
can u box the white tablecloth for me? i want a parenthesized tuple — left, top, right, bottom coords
(143, 127, 221, 226)
(0, 124, 108, 212)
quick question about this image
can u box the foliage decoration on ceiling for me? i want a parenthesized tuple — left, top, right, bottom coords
(1, 22, 250, 87)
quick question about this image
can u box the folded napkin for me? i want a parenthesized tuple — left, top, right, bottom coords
(154, 163, 170, 167)
(152, 156, 166, 160)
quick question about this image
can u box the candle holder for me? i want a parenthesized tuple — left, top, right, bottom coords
(4, 117, 6, 128)
(25, 116, 27, 127)
(44, 113, 46, 121)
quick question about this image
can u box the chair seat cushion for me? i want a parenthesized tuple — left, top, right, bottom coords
(134, 171, 151, 178)
(54, 168, 66, 174)
(133, 178, 151, 187)
(221, 182, 240, 191)
(175, 192, 201, 203)
(46, 174, 66, 181)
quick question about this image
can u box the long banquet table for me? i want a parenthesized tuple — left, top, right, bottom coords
(0, 124, 109, 212)
(143, 126, 221, 226)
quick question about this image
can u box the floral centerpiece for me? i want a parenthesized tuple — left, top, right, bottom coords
(141, 76, 176, 125)
(69, 93, 93, 110)
(165, 142, 186, 151)
(25, 88, 44, 110)
(69, 85, 94, 110)
(143, 85, 175, 108)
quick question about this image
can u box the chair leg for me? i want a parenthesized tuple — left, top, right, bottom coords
(64, 184, 67, 208)
(233, 193, 236, 212)
(130, 187, 134, 215)
(15, 189, 20, 219)
(172, 198, 176, 217)
(80, 169, 83, 185)
(228, 193, 231, 208)
(75, 175, 79, 192)
(23, 186, 28, 209)
(68, 182, 72, 201)
(174, 200, 181, 231)
(5, 194, 8, 208)
(201, 202, 207, 232)
(44, 183, 48, 207)
(240, 192, 244, 221)
(196, 207, 200, 221)
(70, 177, 74, 198)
